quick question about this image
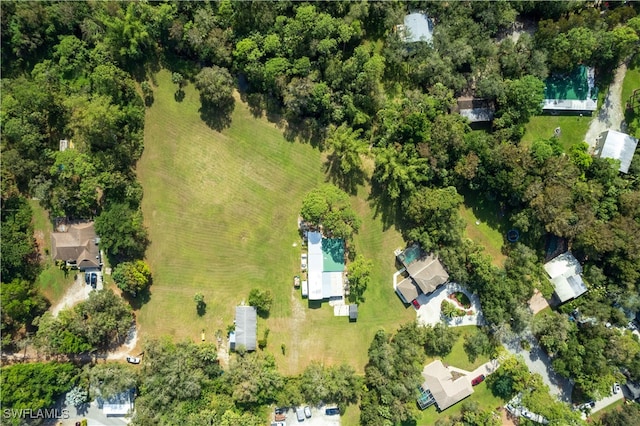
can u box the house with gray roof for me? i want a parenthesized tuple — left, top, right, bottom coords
(51, 222, 101, 271)
(230, 306, 257, 352)
(594, 130, 638, 174)
(544, 252, 587, 304)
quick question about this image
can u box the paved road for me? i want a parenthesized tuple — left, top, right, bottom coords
(502, 331, 573, 403)
(584, 62, 628, 151)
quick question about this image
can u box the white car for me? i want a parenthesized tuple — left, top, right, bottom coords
(613, 382, 621, 394)
(126, 356, 141, 364)
(304, 406, 311, 418)
(301, 253, 308, 271)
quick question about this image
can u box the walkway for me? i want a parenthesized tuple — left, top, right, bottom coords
(502, 331, 573, 403)
(447, 358, 501, 380)
(416, 283, 485, 327)
(584, 62, 628, 151)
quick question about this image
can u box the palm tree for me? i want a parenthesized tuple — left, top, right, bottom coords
(325, 124, 368, 193)
(373, 145, 429, 200)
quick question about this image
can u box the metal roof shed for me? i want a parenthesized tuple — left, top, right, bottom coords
(595, 130, 639, 173)
(234, 306, 257, 351)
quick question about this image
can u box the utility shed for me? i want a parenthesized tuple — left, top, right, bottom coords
(595, 130, 639, 173)
(233, 306, 257, 351)
(544, 252, 587, 304)
(349, 304, 358, 322)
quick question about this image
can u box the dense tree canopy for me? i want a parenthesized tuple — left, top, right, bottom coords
(300, 184, 361, 240)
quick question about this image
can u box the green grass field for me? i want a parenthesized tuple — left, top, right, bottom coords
(29, 200, 76, 304)
(622, 56, 640, 109)
(521, 115, 591, 152)
(459, 191, 507, 267)
(442, 326, 491, 371)
(137, 69, 413, 377)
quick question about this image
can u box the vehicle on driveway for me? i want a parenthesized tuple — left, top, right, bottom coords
(613, 382, 621, 394)
(301, 254, 308, 271)
(90, 272, 98, 288)
(126, 356, 141, 364)
(294, 275, 300, 288)
(471, 374, 485, 386)
(412, 299, 421, 309)
(325, 407, 339, 415)
(296, 407, 305, 421)
(304, 406, 311, 418)
(85, 273, 91, 285)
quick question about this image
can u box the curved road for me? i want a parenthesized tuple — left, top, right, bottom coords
(584, 63, 628, 151)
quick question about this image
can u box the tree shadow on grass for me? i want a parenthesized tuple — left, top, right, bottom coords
(324, 157, 367, 196)
(199, 98, 235, 131)
(196, 301, 207, 316)
(174, 89, 185, 102)
(367, 179, 410, 233)
(123, 287, 151, 310)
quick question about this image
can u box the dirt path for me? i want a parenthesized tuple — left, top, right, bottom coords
(288, 286, 307, 370)
(584, 63, 628, 151)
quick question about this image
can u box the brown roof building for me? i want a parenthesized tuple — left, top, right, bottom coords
(395, 245, 449, 303)
(51, 222, 101, 270)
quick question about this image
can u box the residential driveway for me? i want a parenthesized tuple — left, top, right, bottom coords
(416, 283, 484, 327)
(43, 397, 131, 426)
(502, 332, 573, 402)
(276, 406, 340, 426)
(584, 63, 628, 151)
(586, 391, 624, 418)
(51, 271, 104, 316)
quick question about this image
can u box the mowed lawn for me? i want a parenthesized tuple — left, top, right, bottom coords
(459, 191, 507, 267)
(29, 200, 75, 304)
(137, 69, 412, 375)
(521, 114, 591, 151)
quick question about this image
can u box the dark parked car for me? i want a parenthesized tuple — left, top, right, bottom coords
(85, 273, 90, 285)
(471, 374, 485, 386)
(412, 299, 421, 309)
(90, 272, 97, 288)
(325, 407, 339, 415)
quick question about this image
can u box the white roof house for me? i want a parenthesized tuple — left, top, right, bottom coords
(544, 252, 587, 304)
(595, 130, 639, 173)
(420, 360, 473, 411)
(307, 231, 344, 301)
(101, 389, 134, 417)
(399, 12, 434, 43)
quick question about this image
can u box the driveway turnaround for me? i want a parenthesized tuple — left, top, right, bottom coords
(416, 283, 484, 327)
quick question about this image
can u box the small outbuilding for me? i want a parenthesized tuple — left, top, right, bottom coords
(594, 130, 639, 174)
(398, 12, 434, 43)
(544, 252, 587, 305)
(456, 97, 494, 124)
(101, 389, 135, 417)
(349, 304, 358, 322)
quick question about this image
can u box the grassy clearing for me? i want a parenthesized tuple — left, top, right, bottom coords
(459, 190, 507, 267)
(521, 115, 591, 152)
(442, 326, 490, 372)
(622, 56, 640, 108)
(29, 200, 75, 304)
(589, 399, 625, 423)
(137, 69, 412, 376)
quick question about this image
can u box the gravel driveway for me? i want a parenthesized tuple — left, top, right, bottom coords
(584, 63, 628, 151)
(502, 332, 573, 403)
